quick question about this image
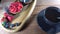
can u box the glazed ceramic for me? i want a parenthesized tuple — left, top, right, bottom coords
(0, 0, 37, 32)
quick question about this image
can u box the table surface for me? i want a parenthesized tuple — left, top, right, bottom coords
(1, 0, 60, 34)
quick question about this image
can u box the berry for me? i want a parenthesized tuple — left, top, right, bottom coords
(9, 2, 23, 14)
(7, 15, 14, 22)
(5, 23, 9, 28)
(2, 22, 6, 26)
(15, 23, 20, 26)
(10, 24, 15, 28)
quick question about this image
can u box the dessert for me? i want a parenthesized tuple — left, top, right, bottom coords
(0, 0, 36, 32)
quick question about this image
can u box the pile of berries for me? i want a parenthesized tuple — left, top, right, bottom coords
(1, 0, 32, 29)
(1, 2, 23, 29)
(9, 2, 23, 14)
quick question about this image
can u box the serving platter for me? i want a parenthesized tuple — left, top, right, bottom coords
(0, 0, 37, 32)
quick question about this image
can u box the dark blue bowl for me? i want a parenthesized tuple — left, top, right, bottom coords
(37, 7, 60, 34)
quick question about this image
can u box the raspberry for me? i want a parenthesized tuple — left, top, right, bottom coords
(7, 15, 14, 22)
(9, 2, 23, 14)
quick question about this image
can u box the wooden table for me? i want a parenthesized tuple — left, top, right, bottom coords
(1, 0, 60, 34)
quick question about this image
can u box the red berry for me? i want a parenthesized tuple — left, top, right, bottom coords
(1, 17, 5, 22)
(7, 16, 14, 22)
(4, 13, 9, 17)
(9, 2, 23, 14)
